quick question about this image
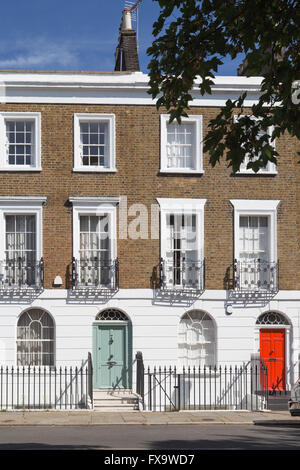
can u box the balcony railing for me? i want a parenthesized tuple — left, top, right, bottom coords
(233, 258, 279, 293)
(159, 257, 205, 292)
(0, 258, 44, 290)
(72, 257, 119, 291)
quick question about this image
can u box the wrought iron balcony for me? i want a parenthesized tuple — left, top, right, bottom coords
(0, 258, 44, 290)
(72, 257, 119, 291)
(159, 257, 205, 292)
(233, 258, 279, 293)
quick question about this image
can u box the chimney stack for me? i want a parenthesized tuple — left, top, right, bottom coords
(114, 9, 140, 72)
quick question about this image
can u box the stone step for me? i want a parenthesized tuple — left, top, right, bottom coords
(93, 389, 133, 396)
(267, 392, 291, 411)
(93, 389, 140, 412)
(94, 402, 139, 412)
(94, 406, 139, 412)
(94, 398, 138, 406)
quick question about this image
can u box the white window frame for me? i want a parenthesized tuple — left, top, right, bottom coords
(73, 113, 116, 172)
(233, 115, 277, 175)
(0, 196, 45, 287)
(230, 200, 280, 263)
(157, 197, 206, 266)
(0, 112, 41, 171)
(160, 114, 204, 174)
(70, 197, 119, 263)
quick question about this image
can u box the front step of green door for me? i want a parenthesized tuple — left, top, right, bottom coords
(93, 322, 131, 389)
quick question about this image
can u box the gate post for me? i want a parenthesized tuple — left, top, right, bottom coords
(177, 373, 181, 411)
(251, 353, 261, 390)
(251, 352, 268, 410)
(87, 352, 93, 409)
(136, 351, 144, 407)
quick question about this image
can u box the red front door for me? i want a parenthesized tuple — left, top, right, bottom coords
(260, 329, 286, 391)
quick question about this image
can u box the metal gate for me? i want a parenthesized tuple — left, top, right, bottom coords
(136, 360, 268, 412)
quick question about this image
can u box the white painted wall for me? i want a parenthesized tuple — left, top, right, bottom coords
(0, 289, 299, 388)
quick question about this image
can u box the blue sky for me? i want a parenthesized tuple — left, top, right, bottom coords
(0, 0, 243, 75)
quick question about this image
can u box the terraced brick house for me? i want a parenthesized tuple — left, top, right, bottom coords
(0, 8, 299, 411)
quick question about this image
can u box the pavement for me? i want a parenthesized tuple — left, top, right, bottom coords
(0, 409, 299, 426)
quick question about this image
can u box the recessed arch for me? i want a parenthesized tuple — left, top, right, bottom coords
(178, 309, 216, 368)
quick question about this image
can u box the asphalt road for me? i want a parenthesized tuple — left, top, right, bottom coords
(0, 424, 299, 450)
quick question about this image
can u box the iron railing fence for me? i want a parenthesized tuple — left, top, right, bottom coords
(140, 363, 268, 412)
(233, 259, 279, 293)
(0, 258, 44, 290)
(72, 257, 119, 291)
(159, 258, 205, 292)
(0, 355, 93, 410)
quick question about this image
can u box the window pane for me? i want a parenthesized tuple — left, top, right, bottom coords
(80, 122, 89, 133)
(80, 216, 89, 232)
(89, 122, 98, 134)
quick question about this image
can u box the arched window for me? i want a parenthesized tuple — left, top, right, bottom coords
(178, 310, 216, 368)
(17, 309, 55, 366)
(95, 308, 129, 321)
(256, 311, 290, 326)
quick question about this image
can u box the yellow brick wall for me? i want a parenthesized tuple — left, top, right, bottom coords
(0, 103, 298, 290)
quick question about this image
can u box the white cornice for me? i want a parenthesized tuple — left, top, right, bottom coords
(157, 198, 207, 211)
(0, 71, 263, 106)
(230, 199, 280, 212)
(69, 197, 120, 205)
(0, 196, 47, 204)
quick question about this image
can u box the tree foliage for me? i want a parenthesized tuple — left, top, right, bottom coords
(147, 0, 300, 172)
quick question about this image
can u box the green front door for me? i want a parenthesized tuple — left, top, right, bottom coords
(93, 322, 132, 389)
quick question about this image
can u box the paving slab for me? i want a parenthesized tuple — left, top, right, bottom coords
(139, 412, 169, 424)
(0, 409, 298, 426)
(22, 411, 92, 426)
(91, 412, 126, 425)
(120, 413, 146, 424)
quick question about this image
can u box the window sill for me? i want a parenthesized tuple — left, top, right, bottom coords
(159, 169, 205, 175)
(0, 167, 42, 172)
(73, 167, 117, 173)
(234, 171, 278, 176)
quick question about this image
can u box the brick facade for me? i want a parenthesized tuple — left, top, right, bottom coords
(0, 101, 298, 292)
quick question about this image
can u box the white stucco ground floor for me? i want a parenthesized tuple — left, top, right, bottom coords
(0, 289, 299, 392)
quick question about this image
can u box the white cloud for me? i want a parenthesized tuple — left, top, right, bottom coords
(0, 36, 116, 70)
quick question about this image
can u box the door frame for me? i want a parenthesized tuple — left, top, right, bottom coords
(254, 324, 291, 389)
(92, 320, 132, 390)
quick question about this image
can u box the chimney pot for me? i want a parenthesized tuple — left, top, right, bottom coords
(122, 8, 132, 30)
